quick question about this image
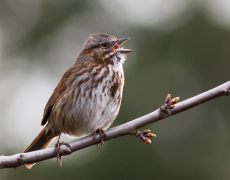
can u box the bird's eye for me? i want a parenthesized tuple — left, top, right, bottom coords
(101, 42, 109, 48)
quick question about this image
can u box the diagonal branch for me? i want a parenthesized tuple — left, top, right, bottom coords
(0, 81, 229, 169)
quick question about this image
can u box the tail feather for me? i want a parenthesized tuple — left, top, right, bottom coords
(24, 126, 57, 169)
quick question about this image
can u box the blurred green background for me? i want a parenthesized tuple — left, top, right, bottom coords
(0, 0, 230, 179)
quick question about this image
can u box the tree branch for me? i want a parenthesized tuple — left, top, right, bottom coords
(0, 81, 229, 169)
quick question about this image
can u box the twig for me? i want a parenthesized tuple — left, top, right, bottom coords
(0, 81, 229, 169)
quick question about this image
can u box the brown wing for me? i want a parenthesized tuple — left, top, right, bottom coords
(41, 59, 94, 126)
(41, 65, 77, 126)
(41, 73, 68, 125)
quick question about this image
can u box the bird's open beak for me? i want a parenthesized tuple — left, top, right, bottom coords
(117, 37, 131, 44)
(116, 37, 132, 53)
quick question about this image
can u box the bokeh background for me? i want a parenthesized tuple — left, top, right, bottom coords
(0, 0, 230, 179)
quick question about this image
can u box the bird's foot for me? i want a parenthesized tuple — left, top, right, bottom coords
(93, 129, 106, 149)
(55, 135, 71, 167)
(134, 129, 156, 144)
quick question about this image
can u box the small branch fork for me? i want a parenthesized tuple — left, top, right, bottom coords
(0, 81, 229, 169)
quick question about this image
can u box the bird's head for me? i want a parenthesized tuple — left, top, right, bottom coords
(80, 33, 131, 63)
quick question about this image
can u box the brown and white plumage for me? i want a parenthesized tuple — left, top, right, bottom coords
(24, 33, 131, 169)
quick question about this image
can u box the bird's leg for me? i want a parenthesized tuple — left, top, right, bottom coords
(55, 134, 62, 166)
(134, 129, 156, 144)
(55, 134, 71, 167)
(93, 129, 106, 149)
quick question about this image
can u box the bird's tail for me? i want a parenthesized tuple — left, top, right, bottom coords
(24, 126, 57, 169)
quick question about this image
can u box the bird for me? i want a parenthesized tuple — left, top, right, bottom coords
(24, 33, 132, 169)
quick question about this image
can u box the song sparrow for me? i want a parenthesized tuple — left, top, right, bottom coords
(24, 33, 131, 169)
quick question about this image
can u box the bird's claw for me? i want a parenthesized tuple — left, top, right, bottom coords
(94, 129, 106, 149)
(55, 140, 71, 167)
